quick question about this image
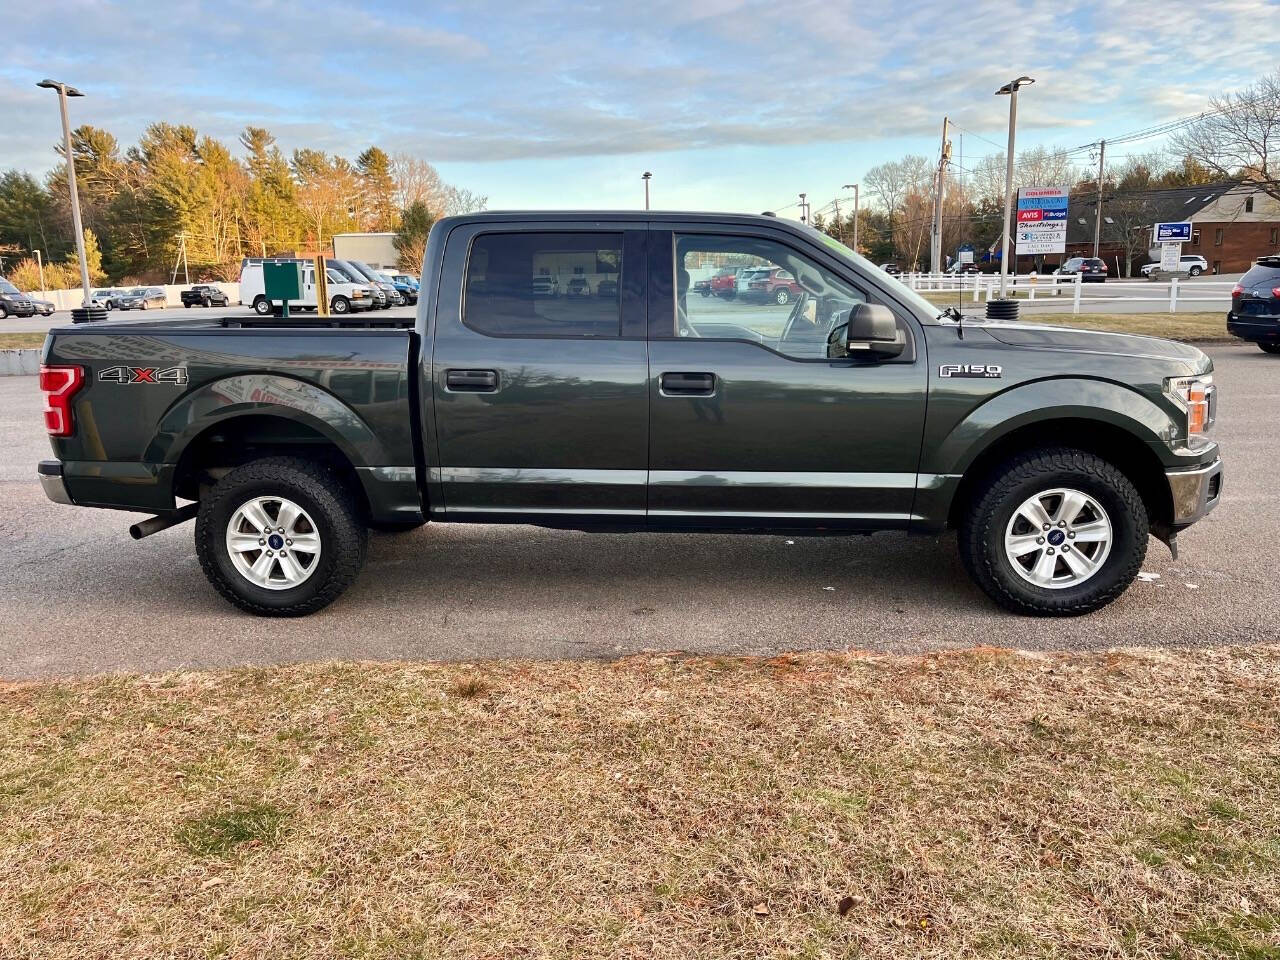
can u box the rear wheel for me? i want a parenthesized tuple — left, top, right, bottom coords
(253, 296, 272, 316)
(196, 456, 367, 617)
(1189, 266, 1203, 277)
(1260, 343, 1280, 355)
(958, 448, 1148, 616)
(774, 288, 791, 305)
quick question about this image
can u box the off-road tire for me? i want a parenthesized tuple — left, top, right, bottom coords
(1259, 343, 1280, 355)
(958, 447, 1148, 616)
(196, 456, 367, 616)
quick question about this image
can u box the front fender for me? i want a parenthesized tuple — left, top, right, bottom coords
(146, 372, 391, 468)
(925, 377, 1177, 478)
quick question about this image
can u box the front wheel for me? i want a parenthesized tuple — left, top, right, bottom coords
(1260, 343, 1280, 355)
(253, 296, 272, 316)
(1189, 266, 1202, 277)
(195, 457, 368, 616)
(0, 304, 8, 319)
(959, 448, 1148, 616)
(774, 288, 791, 305)
(331, 295, 350, 314)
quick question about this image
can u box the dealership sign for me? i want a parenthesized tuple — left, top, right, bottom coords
(1015, 187, 1068, 255)
(1154, 221, 1193, 243)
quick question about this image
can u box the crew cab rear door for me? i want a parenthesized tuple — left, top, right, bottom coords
(430, 221, 649, 519)
(646, 225, 928, 528)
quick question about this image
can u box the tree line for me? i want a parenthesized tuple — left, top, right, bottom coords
(0, 124, 486, 290)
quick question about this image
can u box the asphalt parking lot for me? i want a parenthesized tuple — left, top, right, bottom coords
(1, 343, 1276, 679)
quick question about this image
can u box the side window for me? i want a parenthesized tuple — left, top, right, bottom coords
(673, 234, 867, 360)
(464, 232, 622, 338)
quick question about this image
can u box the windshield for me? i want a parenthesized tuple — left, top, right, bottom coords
(812, 230, 942, 319)
(129, 288, 148, 295)
(0, 280, 19, 295)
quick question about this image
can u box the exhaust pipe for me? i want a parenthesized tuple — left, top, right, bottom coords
(129, 502, 199, 540)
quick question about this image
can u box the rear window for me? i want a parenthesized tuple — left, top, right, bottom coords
(464, 233, 622, 338)
(1242, 258, 1280, 285)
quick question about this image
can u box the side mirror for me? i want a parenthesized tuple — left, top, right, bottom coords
(846, 303, 904, 360)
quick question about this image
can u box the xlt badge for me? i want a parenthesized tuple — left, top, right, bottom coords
(939, 363, 1002, 379)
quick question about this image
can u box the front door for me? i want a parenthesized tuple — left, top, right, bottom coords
(431, 224, 649, 519)
(647, 229, 928, 528)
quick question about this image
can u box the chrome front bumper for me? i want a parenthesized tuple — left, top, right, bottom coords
(1166, 458, 1223, 526)
(38, 460, 74, 505)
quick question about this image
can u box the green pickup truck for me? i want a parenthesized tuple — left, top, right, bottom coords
(37, 212, 1222, 617)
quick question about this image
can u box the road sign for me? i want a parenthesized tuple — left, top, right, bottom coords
(1159, 243, 1181, 272)
(1154, 222, 1192, 243)
(958, 248, 974, 264)
(1015, 187, 1067, 255)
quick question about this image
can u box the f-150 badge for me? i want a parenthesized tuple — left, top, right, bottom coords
(98, 365, 189, 384)
(939, 363, 1002, 379)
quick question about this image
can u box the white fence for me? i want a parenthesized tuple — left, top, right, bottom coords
(26, 282, 241, 312)
(897, 272, 1234, 314)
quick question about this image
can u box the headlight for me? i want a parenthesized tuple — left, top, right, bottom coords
(1165, 374, 1215, 436)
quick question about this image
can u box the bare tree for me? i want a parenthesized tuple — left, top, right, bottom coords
(390, 154, 488, 218)
(1171, 69, 1280, 201)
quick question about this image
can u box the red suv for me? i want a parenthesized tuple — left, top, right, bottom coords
(746, 267, 803, 304)
(709, 268, 741, 298)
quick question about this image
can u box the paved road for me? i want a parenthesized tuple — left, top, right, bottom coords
(2, 344, 1276, 679)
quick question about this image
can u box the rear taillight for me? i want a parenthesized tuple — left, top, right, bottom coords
(39, 364, 84, 437)
(1272, 287, 1280, 298)
(1232, 283, 1244, 297)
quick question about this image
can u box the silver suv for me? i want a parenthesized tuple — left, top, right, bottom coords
(1142, 255, 1209, 278)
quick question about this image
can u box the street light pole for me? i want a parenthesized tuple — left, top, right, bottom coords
(642, 171, 651, 210)
(842, 184, 859, 253)
(38, 79, 91, 307)
(35, 249, 46, 295)
(995, 76, 1034, 300)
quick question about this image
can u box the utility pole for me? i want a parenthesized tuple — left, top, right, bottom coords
(996, 77, 1035, 300)
(930, 116, 951, 274)
(1092, 139, 1106, 259)
(171, 231, 190, 284)
(37, 79, 91, 307)
(832, 197, 842, 243)
(642, 171, 652, 210)
(35, 249, 46, 294)
(842, 184, 859, 253)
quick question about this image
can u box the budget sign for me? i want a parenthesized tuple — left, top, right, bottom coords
(1015, 187, 1068, 255)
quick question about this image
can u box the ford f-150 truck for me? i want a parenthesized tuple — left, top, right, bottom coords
(37, 212, 1223, 618)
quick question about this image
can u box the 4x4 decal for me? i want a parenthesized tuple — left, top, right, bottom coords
(98, 365, 189, 385)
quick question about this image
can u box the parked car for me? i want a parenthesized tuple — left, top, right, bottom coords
(1056, 257, 1108, 282)
(37, 210, 1222, 619)
(381, 272, 418, 305)
(745, 266, 803, 304)
(328, 260, 388, 309)
(596, 277, 618, 298)
(181, 284, 231, 308)
(532, 275, 559, 297)
(0, 278, 36, 317)
(880, 263, 901, 276)
(116, 287, 167, 310)
(90, 288, 123, 310)
(28, 294, 55, 316)
(1141, 255, 1209, 278)
(945, 262, 980, 275)
(709, 268, 742, 298)
(1227, 254, 1280, 354)
(566, 277, 593, 298)
(341, 260, 400, 308)
(388, 274, 419, 304)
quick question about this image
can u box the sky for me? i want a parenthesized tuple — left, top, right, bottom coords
(2, 0, 1276, 215)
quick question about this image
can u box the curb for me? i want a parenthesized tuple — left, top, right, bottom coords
(1, 350, 40, 376)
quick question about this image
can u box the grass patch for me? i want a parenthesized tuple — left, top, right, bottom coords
(176, 802, 287, 857)
(923, 302, 1229, 341)
(0, 332, 47, 350)
(0, 646, 1278, 958)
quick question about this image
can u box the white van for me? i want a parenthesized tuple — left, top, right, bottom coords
(239, 260, 375, 315)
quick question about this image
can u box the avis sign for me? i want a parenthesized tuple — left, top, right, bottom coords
(1015, 186, 1068, 255)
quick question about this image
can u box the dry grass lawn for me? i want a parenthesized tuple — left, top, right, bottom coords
(2, 646, 1278, 959)
(920, 306, 1230, 343)
(0, 333, 47, 350)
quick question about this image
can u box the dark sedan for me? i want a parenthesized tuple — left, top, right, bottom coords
(117, 287, 167, 310)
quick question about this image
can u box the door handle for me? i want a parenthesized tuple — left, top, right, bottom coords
(445, 369, 499, 392)
(660, 371, 716, 396)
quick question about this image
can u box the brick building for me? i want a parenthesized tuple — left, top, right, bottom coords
(1057, 181, 1280, 275)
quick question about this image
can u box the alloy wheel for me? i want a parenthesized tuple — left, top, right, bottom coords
(1003, 487, 1112, 589)
(225, 496, 322, 590)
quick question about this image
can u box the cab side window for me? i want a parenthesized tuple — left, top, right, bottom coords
(672, 234, 866, 360)
(464, 232, 623, 338)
